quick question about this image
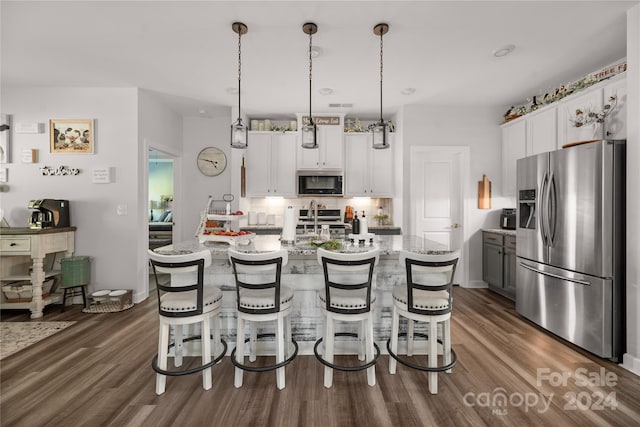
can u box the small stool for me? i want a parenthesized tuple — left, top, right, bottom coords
(61, 285, 88, 312)
(109, 290, 132, 309)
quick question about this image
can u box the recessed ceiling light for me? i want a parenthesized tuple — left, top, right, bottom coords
(226, 87, 238, 95)
(318, 87, 333, 95)
(311, 46, 322, 58)
(492, 44, 515, 58)
(199, 109, 207, 116)
(401, 88, 416, 95)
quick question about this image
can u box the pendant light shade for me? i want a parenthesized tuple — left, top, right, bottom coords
(302, 22, 318, 149)
(372, 23, 390, 150)
(231, 22, 248, 149)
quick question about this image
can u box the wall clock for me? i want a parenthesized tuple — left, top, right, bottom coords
(197, 147, 227, 176)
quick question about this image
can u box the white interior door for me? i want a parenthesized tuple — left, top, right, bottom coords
(410, 146, 468, 285)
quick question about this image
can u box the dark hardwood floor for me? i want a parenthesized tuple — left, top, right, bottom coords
(1, 288, 639, 427)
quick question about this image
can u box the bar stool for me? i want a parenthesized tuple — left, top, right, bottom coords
(148, 249, 227, 395)
(387, 250, 460, 394)
(228, 249, 298, 390)
(314, 247, 380, 388)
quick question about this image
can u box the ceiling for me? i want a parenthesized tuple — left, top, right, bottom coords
(1, 1, 635, 120)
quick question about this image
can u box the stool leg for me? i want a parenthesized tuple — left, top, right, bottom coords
(444, 318, 452, 374)
(202, 316, 212, 391)
(389, 306, 400, 374)
(358, 320, 365, 361)
(234, 317, 245, 388)
(249, 322, 257, 362)
(366, 314, 376, 387)
(285, 313, 292, 358)
(407, 319, 415, 356)
(323, 314, 334, 388)
(276, 314, 285, 390)
(212, 313, 222, 363)
(80, 286, 88, 309)
(428, 319, 438, 394)
(156, 321, 170, 395)
(61, 288, 69, 313)
(174, 325, 183, 367)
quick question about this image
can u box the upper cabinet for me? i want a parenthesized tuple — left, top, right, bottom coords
(296, 114, 345, 170)
(527, 108, 557, 156)
(501, 73, 626, 198)
(603, 77, 627, 140)
(557, 73, 626, 146)
(344, 133, 394, 197)
(245, 132, 297, 197)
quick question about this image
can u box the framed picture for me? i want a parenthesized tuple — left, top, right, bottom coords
(0, 114, 11, 163)
(50, 119, 94, 154)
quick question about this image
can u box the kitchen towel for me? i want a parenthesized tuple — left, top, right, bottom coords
(281, 206, 297, 243)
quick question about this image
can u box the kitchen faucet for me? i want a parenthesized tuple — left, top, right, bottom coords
(309, 199, 318, 235)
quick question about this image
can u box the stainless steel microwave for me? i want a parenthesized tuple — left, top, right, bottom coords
(297, 173, 343, 196)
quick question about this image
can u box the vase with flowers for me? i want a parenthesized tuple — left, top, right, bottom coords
(568, 96, 617, 142)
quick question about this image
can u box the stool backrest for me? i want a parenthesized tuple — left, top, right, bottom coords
(317, 247, 379, 315)
(148, 249, 212, 318)
(229, 249, 288, 315)
(399, 250, 460, 316)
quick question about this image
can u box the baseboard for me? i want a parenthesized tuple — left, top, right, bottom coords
(622, 353, 640, 376)
(463, 280, 488, 289)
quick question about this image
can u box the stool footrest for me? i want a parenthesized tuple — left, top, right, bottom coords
(314, 332, 380, 372)
(386, 332, 457, 372)
(231, 333, 298, 372)
(152, 335, 227, 376)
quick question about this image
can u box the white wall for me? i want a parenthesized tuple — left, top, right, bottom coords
(400, 105, 515, 287)
(623, 3, 640, 376)
(2, 87, 141, 297)
(180, 114, 233, 241)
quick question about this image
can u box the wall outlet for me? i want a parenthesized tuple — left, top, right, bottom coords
(117, 204, 127, 215)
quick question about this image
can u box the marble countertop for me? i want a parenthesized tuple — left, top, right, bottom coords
(483, 228, 516, 236)
(161, 234, 447, 257)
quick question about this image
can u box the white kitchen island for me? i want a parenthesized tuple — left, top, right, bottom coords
(153, 234, 448, 355)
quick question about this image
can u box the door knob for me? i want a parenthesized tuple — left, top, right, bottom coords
(451, 223, 461, 229)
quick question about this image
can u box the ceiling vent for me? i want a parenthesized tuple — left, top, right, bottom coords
(328, 103, 353, 108)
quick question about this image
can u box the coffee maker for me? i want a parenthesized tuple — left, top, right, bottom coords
(28, 199, 71, 229)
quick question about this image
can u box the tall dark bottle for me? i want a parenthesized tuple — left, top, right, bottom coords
(352, 211, 360, 235)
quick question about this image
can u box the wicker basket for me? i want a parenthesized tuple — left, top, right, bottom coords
(2, 279, 55, 303)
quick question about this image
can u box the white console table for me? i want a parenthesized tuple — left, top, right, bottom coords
(0, 227, 76, 318)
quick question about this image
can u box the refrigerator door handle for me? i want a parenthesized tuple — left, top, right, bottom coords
(548, 172, 557, 246)
(539, 172, 549, 246)
(519, 262, 592, 286)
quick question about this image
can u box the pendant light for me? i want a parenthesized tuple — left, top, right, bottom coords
(301, 22, 318, 149)
(372, 23, 390, 149)
(230, 22, 248, 149)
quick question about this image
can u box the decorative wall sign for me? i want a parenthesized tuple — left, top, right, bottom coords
(40, 165, 80, 176)
(50, 119, 94, 154)
(0, 114, 11, 163)
(301, 116, 340, 125)
(21, 149, 36, 163)
(14, 122, 42, 134)
(92, 167, 111, 183)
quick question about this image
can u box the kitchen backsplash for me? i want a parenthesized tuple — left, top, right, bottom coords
(240, 197, 393, 227)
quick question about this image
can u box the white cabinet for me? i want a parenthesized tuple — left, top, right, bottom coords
(246, 132, 297, 197)
(296, 115, 345, 170)
(344, 133, 394, 197)
(559, 87, 604, 146)
(527, 108, 557, 155)
(501, 120, 527, 197)
(603, 77, 627, 140)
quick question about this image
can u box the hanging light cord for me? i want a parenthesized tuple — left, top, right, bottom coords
(379, 30, 384, 124)
(308, 30, 313, 123)
(237, 28, 242, 121)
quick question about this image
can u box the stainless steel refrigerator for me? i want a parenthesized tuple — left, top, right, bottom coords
(516, 140, 625, 361)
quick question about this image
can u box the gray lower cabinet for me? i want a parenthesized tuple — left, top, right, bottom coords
(482, 231, 516, 301)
